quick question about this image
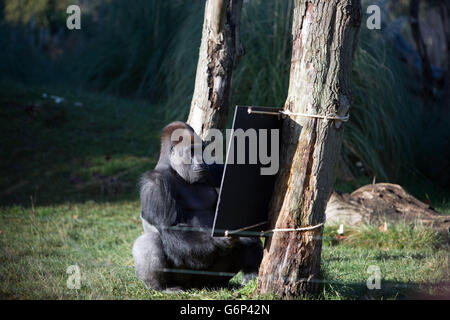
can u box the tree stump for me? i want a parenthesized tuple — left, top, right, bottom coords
(325, 183, 450, 236)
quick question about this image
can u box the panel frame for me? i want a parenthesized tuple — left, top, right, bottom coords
(211, 105, 282, 237)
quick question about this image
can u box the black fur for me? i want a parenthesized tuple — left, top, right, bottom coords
(132, 122, 262, 290)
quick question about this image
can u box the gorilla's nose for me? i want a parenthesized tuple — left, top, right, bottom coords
(193, 163, 207, 172)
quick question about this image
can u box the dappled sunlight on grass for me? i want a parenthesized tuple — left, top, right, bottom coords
(1, 201, 448, 299)
(323, 224, 447, 250)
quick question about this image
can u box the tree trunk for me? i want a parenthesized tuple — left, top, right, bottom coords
(409, 0, 434, 102)
(257, 0, 361, 298)
(187, 0, 244, 138)
(439, 2, 450, 116)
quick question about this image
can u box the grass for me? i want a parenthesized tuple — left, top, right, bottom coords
(0, 83, 449, 299)
(1, 202, 448, 299)
(0, 82, 170, 206)
(323, 224, 446, 250)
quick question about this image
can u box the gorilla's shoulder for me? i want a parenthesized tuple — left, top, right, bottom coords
(141, 170, 163, 182)
(139, 170, 173, 192)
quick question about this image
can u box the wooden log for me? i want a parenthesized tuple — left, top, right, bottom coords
(325, 183, 450, 236)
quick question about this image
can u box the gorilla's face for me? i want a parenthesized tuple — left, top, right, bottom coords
(170, 140, 207, 184)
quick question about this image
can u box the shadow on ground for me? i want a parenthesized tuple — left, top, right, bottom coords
(320, 280, 450, 300)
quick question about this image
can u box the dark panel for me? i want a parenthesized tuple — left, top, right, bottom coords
(212, 106, 282, 237)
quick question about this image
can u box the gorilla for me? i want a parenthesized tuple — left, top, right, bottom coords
(132, 121, 263, 290)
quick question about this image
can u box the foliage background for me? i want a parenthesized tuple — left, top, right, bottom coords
(1, 0, 449, 197)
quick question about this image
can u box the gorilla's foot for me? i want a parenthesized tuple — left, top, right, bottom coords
(163, 286, 184, 293)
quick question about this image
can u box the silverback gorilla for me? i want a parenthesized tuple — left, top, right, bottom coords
(132, 121, 263, 290)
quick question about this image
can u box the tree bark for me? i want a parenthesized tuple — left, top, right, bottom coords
(409, 0, 434, 102)
(187, 0, 244, 138)
(257, 0, 361, 298)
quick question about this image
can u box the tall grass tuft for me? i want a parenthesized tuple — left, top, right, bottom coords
(348, 27, 424, 181)
(231, 0, 293, 109)
(70, 0, 192, 99)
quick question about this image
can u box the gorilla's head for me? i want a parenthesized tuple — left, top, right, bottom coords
(157, 121, 207, 184)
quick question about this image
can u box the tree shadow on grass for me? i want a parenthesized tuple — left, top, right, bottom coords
(320, 280, 450, 300)
(372, 252, 428, 261)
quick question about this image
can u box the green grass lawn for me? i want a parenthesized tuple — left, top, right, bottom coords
(0, 83, 448, 299)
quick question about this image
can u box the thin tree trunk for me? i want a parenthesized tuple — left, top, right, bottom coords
(410, 0, 434, 102)
(257, 0, 361, 298)
(188, 0, 244, 138)
(439, 2, 450, 115)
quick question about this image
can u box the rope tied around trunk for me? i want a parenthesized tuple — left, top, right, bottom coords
(280, 110, 349, 122)
(247, 107, 350, 122)
(224, 221, 325, 237)
(261, 222, 325, 236)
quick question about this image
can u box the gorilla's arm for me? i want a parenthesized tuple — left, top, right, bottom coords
(140, 172, 233, 269)
(140, 172, 177, 227)
(160, 228, 234, 269)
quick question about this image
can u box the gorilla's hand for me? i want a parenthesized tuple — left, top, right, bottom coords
(226, 234, 241, 244)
